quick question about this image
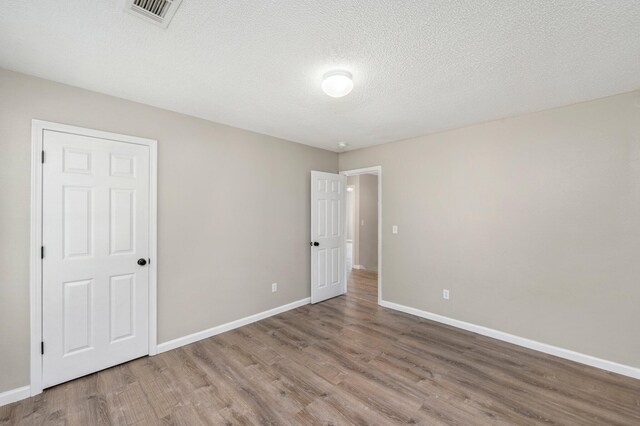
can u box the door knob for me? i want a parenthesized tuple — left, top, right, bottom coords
(137, 258, 147, 266)
(310, 242, 320, 247)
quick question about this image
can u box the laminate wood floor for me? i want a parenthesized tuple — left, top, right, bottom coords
(2, 269, 639, 425)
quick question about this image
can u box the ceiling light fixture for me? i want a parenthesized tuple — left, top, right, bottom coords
(322, 71, 353, 98)
(338, 142, 348, 149)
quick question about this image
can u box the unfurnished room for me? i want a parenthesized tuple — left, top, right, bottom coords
(1, 1, 639, 425)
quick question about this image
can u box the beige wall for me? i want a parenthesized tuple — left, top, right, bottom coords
(340, 90, 640, 368)
(357, 174, 378, 272)
(0, 69, 338, 393)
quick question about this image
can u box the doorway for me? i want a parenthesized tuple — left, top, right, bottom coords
(342, 167, 381, 304)
(345, 184, 355, 271)
(309, 167, 381, 305)
(30, 120, 158, 396)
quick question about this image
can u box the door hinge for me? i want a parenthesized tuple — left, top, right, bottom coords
(41, 150, 45, 163)
(41, 246, 44, 259)
(41, 341, 44, 355)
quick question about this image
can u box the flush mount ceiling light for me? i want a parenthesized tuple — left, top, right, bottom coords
(338, 142, 348, 149)
(322, 71, 353, 98)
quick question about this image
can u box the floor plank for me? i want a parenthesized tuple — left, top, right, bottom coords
(1, 269, 639, 425)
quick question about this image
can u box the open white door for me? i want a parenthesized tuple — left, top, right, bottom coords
(42, 130, 150, 388)
(310, 171, 346, 303)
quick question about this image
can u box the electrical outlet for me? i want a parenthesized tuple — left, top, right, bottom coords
(443, 289, 450, 300)
(361, 219, 365, 226)
(272, 283, 278, 293)
(392, 225, 398, 234)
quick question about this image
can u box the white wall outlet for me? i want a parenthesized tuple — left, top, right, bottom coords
(272, 282, 278, 293)
(392, 225, 398, 234)
(443, 289, 450, 300)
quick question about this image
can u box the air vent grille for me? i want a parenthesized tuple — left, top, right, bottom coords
(124, 0, 182, 28)
(133, 0, 171, 19)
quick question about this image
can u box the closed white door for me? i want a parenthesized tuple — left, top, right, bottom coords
(42, 130, 150, 388)
(310, 171, 346, 303)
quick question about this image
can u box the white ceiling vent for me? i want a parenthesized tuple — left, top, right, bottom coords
(124, 0, 183, 28)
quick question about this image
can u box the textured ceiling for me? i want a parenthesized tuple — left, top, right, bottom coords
(1, 1, 640, 152)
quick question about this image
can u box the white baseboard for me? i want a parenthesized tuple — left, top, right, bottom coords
(352, 265, 365, 270)
(0, 385, 31, 407)
(156, 297, 310, 354)
(380, 300, 640, 380)
(1, 298, 311, 407)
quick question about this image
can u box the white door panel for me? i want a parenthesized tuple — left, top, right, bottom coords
(42, 130, 150, 388)
(311, 171, 346, 303)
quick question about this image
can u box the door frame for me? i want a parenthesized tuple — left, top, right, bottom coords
(340, 166, 382, 304)
(29, 120, 158, 396)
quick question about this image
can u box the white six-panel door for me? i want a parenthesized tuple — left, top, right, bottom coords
(42, 130, 150, 388)
(311, 171, 346, 303)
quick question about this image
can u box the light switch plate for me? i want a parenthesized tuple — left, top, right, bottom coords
(392, 225, 398, 234)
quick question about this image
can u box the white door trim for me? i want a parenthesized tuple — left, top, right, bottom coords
(29, 120, 158, 396)
(340, 166, 382, 305)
